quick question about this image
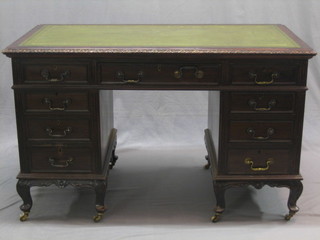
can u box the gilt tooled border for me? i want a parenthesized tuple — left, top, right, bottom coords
(2, 47, 316, 55)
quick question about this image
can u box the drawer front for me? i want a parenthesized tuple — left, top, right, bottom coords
(229, 121, 294, 142)
(29, 146, 93, 173)
(22, 63, 88, 84)
(24, 92, 89, 112)
(230, 62, 300, 85)
(229, 93, 295, 113)
(99, 63, 221, 85)
(227, 149, 295, 174)
(26, 118, 91, 140)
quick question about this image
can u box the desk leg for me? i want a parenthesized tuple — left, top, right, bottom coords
(285, 180, 303, 221)
(212, 181, 227, 222)
(93, 180, 107, 222)
(93, 128, 117, 222)
(16, 179, 33, 221)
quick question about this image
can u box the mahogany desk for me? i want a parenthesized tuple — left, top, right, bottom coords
(2, 25, 316, 222)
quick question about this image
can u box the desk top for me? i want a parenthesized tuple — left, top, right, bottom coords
(3, 24, 315, 56)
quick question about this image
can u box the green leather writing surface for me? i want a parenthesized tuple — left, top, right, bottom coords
(20, 25, 300, 48)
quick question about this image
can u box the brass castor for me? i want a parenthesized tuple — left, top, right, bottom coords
(284, 212, 295, 221)
(93, 213, 103, 222)
(211, 214, 221, 223)
(19, 212, 29, 222)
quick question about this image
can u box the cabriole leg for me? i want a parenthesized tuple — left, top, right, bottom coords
(16, 179, 33, 221)
(285, 180, 303, 221)
(212, 181, 226, 222)
(93, 180, 107, 222)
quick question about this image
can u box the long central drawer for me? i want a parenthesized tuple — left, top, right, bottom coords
(98, 63, 222, 85)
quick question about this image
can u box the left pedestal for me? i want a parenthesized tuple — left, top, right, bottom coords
(11, 60, 116, 221)
(16, 128, 118, 222)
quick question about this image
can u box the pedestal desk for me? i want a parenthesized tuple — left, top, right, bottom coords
(2, 25, 316, 222)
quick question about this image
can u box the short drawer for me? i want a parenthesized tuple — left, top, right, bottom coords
(229, 93, 295, 113)
(26, 118, 91, 140)
(29, 145, 93, 173)
(22, 63, 89, 84)
(229, 121, 294, 142)
(227, 149, 295, 175)
(99, 63, 221, 85)
(24, 92, 89, 112)
(230, 62, 300, 85)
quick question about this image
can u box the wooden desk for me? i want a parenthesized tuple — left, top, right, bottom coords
(2, 24, 316, 222)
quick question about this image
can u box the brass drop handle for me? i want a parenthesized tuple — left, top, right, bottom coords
(42, 98, 71, 111)
(246, 127, 274, 140)
(248, 98, 277, 111)
(41, 69, 70, 82)
(174, 66, 204, 79)
(46, 127, 72, 138)
(116, 70, 144, 84)
(249, 72, 279, 85)
(244, 157, 273, 171)
(48, 157, 73, 168)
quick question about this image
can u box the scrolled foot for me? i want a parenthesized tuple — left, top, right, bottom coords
(19, 212, 29, 222)
(284, 211, 295, 221)
(211, 213, 221, 223)
(93, 213, 103, 222)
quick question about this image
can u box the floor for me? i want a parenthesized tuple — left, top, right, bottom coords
(1, 145, 319, 240)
